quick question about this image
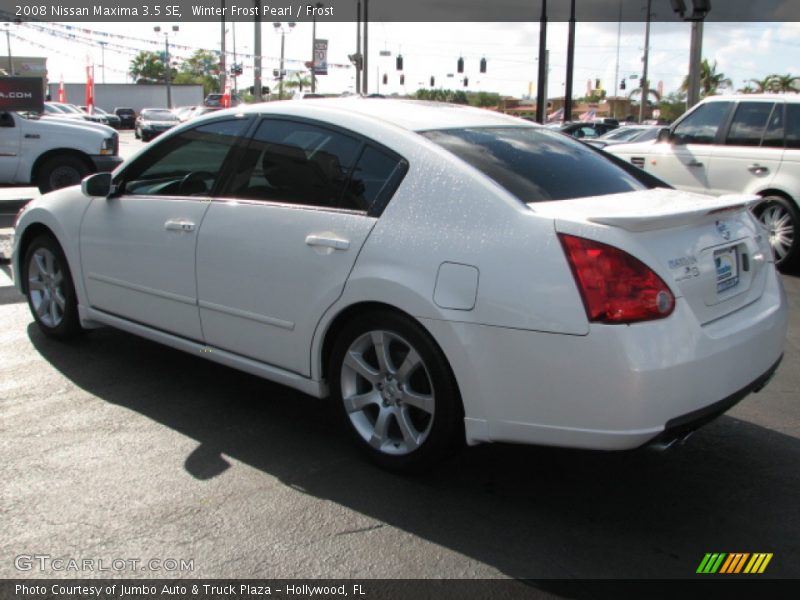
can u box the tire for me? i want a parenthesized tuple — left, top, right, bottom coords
(36, 155, 90, 194)
(755, 196, 799, 270)
(329, 311, 463, 472)
(22, 234, 83, 339)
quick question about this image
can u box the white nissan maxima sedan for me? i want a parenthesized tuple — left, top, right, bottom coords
(13, 99, 787, 471)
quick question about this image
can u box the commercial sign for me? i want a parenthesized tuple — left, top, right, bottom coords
(0, 77, 45, 112)
(314, 39, 328, 76)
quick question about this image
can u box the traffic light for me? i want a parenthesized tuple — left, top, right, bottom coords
(620, 79, 626, 90)
(430, 76, 435, 87)
(396, 54, 403, 71)
(480, 57, 487, 73)
(382, 73, 388, 85)
(463, 77, 469, 87)
(400, 74, 405, 85)
(457, 57, 464, 74)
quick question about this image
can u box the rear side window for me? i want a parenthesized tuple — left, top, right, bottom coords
(786, 104, 800, 150)
(421, 127, 645, 203)
(227, 119, 361, 209)
(725, 102, 775, 146)
(342, 146, 405, 212)
(672, 101, 732, 145)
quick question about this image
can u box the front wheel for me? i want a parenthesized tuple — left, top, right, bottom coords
(22, 235, 83, 339)
(755, 196, 799, 270)
(36, 155, 90, 193)
(329, 312, 463, 472)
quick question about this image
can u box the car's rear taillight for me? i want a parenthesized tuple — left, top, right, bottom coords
(558, 233, 675, 324)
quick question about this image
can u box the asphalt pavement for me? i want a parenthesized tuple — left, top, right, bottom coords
(1, 246, 799, 585)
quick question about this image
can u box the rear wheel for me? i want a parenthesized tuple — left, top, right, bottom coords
(756, 196, 799, 270)
(329, 311, 463, 472)
(22, 234, 83, 339)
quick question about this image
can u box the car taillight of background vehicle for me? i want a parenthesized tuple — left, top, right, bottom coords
(558, 233, 675, 324)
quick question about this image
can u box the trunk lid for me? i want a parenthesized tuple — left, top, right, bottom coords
(531, 188, 774, 325)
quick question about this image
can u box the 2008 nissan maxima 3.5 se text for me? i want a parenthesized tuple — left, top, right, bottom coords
(13, 99, 787, 471)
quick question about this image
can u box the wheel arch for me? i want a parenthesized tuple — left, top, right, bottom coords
(754, 188, 796, 204)
(15, 222, 59, 294)
(29, 149, 95, 184)
(317, 301, 463, 411)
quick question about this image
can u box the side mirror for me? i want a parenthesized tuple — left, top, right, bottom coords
(81, 172, 113, 197)
(657, 127, 672, 143)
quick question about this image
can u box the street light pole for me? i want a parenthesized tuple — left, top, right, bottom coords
(638, 0, 651, 123)
(355, 1, 362, 95)
(99, 41, 107, 84)
(254, 0, 262, 100)
(274, 22, 295, 100)
(4, 24, 13, 75)
(220, 0, 226, 95)
(154, 25, 179, 108)
(309, 3, 323, 93)
(563, 0, 576, 123)
(362, 0, 369, 94)
(535, 0, 547, 123)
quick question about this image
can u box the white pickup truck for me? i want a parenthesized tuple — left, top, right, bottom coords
(0, 111, 123, 193)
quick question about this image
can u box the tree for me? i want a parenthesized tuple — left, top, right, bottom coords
(414, 89, 468, 104)
(772, 73, 800, 93)
(681, 59, 732, 98)
(467, 91, 501, 107)
(658, 91, 687, 123)
(129, 51, 167, 84)
(285, 72, 312, 93)
(175, 49, 221, 96)
(749, 75, 778, 93)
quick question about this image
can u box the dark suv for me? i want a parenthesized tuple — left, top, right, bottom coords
(114, 107, 136, 129)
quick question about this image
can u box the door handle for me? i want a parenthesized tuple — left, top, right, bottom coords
(164, 220, 196, 232)
(686, 160, 704, 168)
(748, 163, 769, 175)
(305, 234, 350, 250)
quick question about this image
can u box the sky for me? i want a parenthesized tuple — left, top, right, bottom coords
(6, 20, 800, 100)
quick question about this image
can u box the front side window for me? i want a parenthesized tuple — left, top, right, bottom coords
(726, 102, 775, 146)
(118, 119, 248, 197)
(672, 101, 732, 145)
(421, 127, 646, 203)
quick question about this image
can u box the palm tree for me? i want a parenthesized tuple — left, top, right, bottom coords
(285, 72, 312, 94)
(749, 75, 779, 93)
(737, 83, 757, 94)
(772, 73, 800, 93)
(129, 51, 168, 84)
(681, 59, 732, 97)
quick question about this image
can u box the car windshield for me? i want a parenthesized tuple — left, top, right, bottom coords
(59, 104, 83, 114)
(421, 126, 646, 203)
(142, 110, 178, 121)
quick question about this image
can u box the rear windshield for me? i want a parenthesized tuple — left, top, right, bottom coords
(421, 127, 646, 203)
(142, 109, 178, 121)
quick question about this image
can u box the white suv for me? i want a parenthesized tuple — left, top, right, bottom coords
(608, 95, 800, 269)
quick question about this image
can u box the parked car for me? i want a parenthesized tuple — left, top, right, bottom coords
(608, 95, 800, 268)
(204, 93, 242, 107)
(114, 107, 136, 129)
(0, 111, 120, 192)
(81, 106, 122, 129)
(174, 106, 198, 122)
(12, 99, 786, 471)
(45, 102, 103, 124)
(584, 125, 660, 149)
(560, 121, 619, 139)
(134, 108, 180, 141)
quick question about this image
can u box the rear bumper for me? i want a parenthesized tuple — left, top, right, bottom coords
(646, 354, 782, 448)
(89, 155, 124, 173)
(421, 266, 788, 449)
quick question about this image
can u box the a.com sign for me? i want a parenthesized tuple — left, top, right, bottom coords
(0, 77, 44, 112)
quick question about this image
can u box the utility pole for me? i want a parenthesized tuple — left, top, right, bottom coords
(563, 0, 576, 123)
(535, 0, 547, 123)
(310, 3, 323, 93)
(362, 0, 369, 94)
(254, 0, 262, 100)
(274, 22, 295, 100)
(670, 1, 711, 109)
(355, 1, 362, 94)
(4, 24, 13, 75)
(638, 0, 652, 123)
(99, 41, 107, 84)
(232, 22, 238, 94)
(154, 25, 179, 108)
(220, 0, 226, 95)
